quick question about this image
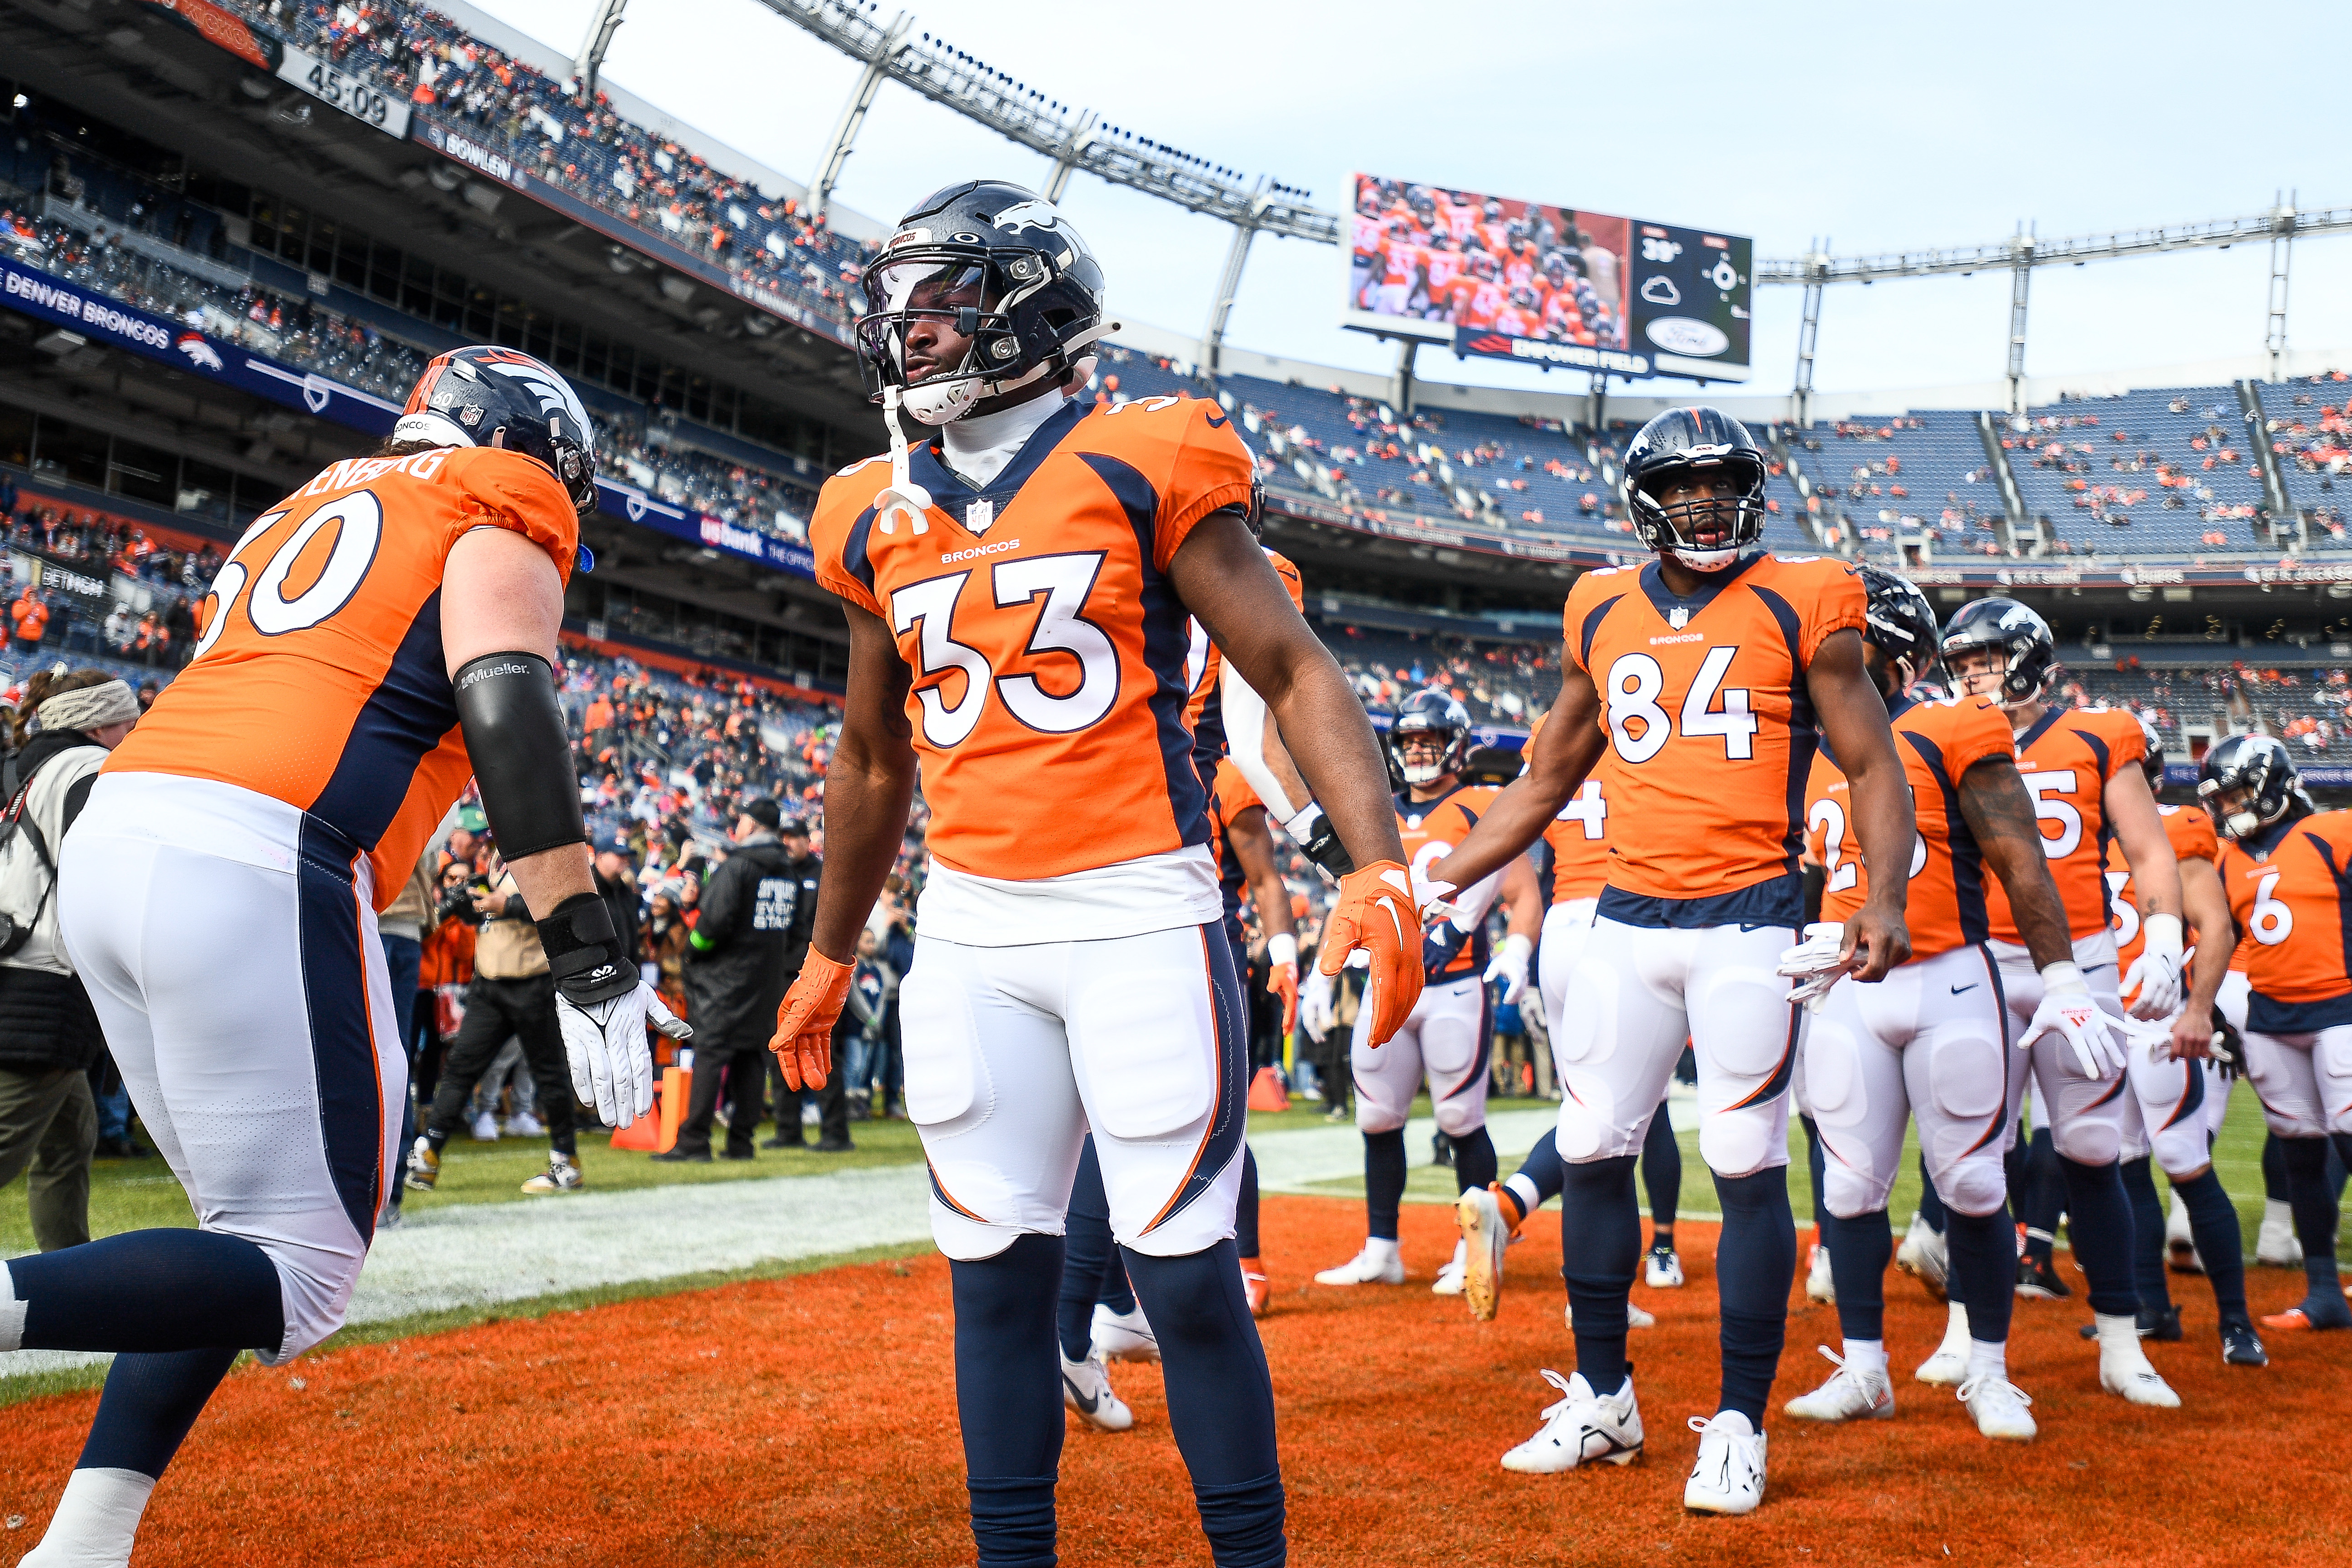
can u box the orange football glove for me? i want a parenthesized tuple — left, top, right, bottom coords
(1317, 860, 1425, 1048)
(770, 950, 852, 1091)
(1266, 932, 1300, 1038)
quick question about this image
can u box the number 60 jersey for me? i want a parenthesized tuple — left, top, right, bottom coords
(1561, 554, 1865, 928)
(811, 394, 1255, 885)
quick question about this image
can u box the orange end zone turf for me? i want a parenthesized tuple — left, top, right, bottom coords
(2, 1195, 2345, 1566)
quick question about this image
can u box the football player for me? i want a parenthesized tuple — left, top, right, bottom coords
(1427, 408, 1916, 1515)
(13, 346, 683, 1567)
(1939, 598, 2187, 1407)
(772, 182, 1420, 1568)
(2093, 720, 2264, 1365)
(1315, 692, 1541, 1294)
(2178, 737, 2352, 1333)
(1776, 568, 2078, 1441)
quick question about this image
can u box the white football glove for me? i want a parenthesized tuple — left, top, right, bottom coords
(1775, 921, 1851, 1010)
(2121, 913, 2185, 1020)
(1299, 963, 1335, 1042)
(1484, 932, 1534, 1005)
(1411, 872, 1459, 922)
(556, 980, 690, 1129)
(2022, 961, 2125, 1080)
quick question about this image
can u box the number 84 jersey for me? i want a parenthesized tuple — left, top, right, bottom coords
(1562, 553, 1865, 927)
(811, 394, 1256, 883)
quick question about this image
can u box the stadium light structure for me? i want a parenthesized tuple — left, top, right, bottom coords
(569, 0, 629, 103)
(1763, 197, 2350, 415)
(757, 0, 1340, 370)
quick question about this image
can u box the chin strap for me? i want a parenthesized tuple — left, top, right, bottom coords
(873, 386, 934, 536)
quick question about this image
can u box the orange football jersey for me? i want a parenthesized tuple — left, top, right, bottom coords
(2217, 809, 2352, 1030)
(1983, 705, 2147, 944)
(810, 394, 1254, 881)
(1563, 553, 1867, 926)
(1399, 781, 1499, 977)
(1525, 710, 1613, 904)
(1810, 693, 2014, 960)
(105, 446, 578, 909)
(1184, 547, 1303, 778)
(2109, 804, 2220, 971)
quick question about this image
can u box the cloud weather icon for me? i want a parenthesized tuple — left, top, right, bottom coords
(1639, 276, 1681, 306)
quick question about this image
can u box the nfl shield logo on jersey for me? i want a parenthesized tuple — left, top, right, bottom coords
(966, 499, 995, 534)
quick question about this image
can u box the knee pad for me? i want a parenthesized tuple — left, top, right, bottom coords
(1821, 1159, 1892, 1221)
(1699, 1104, 1785, 1180)
(1554, 1073, 1621, 1161)
(1930, 1157, 2008, 1219)
(1432, 1093, 1486, 1139)
(2049, 1107, 2124, 1168)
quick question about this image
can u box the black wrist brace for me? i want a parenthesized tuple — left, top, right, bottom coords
(453, 651, 586, 861)
(1293, 803, 1356, 882)
(537, 891, 633, 1005)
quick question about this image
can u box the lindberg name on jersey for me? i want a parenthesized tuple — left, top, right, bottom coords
(295, 448, 458, 498)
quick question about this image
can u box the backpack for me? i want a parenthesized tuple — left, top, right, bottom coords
(0, 758, 62, 959)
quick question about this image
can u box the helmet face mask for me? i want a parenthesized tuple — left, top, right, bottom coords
(1856, 565, 1939, 697)
(1623, 409, 1769, 573)
(1937, 597, 2055, 710)
(2198, 734, 2298, 840)
(1387, 692, 1473, 789)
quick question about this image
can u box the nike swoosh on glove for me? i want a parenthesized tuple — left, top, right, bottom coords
(1775, 921, 1851, 1011)
(771, 950, 852, 1091)
(556, 982, 690, 1129)
(2121, 913, 2184, 1020)
(2023, 962, 2125, 1080)
(1319, 860, 1425, 1048)
(1484, 931, 1533, 1005)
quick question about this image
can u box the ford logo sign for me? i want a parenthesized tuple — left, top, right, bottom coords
(1644, 317, 1730, 357)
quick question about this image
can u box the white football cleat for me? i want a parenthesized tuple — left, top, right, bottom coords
(1457, 1188, 1511, 1321)
(2163, 1195, 2202, 1274)
(1060, 1351, 1133, 1433)
(1781, 1346, 1894, 1423)
(1564, 1299, 1654, 1330)
(1432, 1238, 1469, 1297)
(1804, 1244, 1836, 1304)
(1957, 1374, 2037, 1441)
(1683, 1412, 1768, 1515)
(1499, 1369, 1643, 1473)
(2255, 1205, 2304, 1268)
(1646, 1242, 1685, 1290)
(2098, 1344, 2183, 1409)
(1091, 1302, 1161, 1364)
(1895, 1212, 1949, 1303)
(1914, 1302, 1972, 1387)
(1314, 1240, 1405, 1287)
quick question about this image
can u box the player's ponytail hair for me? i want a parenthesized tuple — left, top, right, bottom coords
(11, 668, 115, 749)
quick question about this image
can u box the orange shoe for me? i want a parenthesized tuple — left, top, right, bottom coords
(2260, 1299, 2352, 1331)
(2262, 1308, 2320, 1331)
(1240, 1257, 1270, 1318)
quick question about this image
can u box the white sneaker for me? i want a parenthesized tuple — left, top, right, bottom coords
(2163, 1195, 2202, 1274)
(1564, 1299, 1654, 1330)
(2255, 1207, 2304, 1268)
(1315, 1240, 1405, 1287)
(1090, 1302, 1161, 1364)
(470, 1110, 500, 1142)
(1781, 1346, 1894, 1423)
(505, 1110, 545, 1137)
(1498, 1369, 1643, 1473)
(1457, 1187, 1512, 1321)
(1914, 1302, 1972, 1387)
(1804, 1244, 1835, 1304)
(1683, 1412, 1768, 1515)
(2097, 1340, 2183, 1409)
(1957, 1374, 2037, 1441)
(1060, 1351, 1133, 1433)
(1432, 1239, 1469, 1297)
(1895, 1212, 1949, 1303)
(1646, 1243, 1685, 1290)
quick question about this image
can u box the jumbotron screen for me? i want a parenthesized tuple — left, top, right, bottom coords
(1341, 173, 1754, 383)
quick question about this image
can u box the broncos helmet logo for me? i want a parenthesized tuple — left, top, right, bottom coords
(992, 199, 1062, 237)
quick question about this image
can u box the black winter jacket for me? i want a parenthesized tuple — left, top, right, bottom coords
(681, 836, 812, 1044)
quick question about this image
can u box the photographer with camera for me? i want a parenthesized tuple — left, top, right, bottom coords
(0, 672, 139, 1249)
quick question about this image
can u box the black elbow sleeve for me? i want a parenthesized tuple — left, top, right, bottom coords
(453, 651, 585, 861)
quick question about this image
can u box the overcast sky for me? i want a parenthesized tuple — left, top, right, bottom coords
(476, 0, 2352, 403)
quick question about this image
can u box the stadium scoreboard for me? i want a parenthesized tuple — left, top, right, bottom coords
(1342, 173, 1753, 383)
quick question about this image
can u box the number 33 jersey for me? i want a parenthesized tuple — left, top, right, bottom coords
(1561, 553, 1866, 927)
(103, 446, 579, 908)
(810, 394, 1255, 889)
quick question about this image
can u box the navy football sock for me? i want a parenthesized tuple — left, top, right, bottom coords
(1059, 1140, 1116, 1363)
(2056, 1155, 2139, 1318)
(1818, 1209, 1892, 1343)
(1641, 1105, 1680, 1231)
(80, 1348, 243, 1478)
(2262, 1130, 2290, 1201)
(2117, 1158, 2173, 1311)
(1123, 1243, 1285, 1568)
(1559, 1155, 1641, 1395)
(2169, 1168, 2248, 1325)
(1798, 1115, 1829, 1236)
(1364, 1129, 1406, 1243)
(1943, 1203, 2016, 1347)
(6, 1230, 282, 1354)
(1711, 1167, 1797, 1424)
(1512, 1126, 1566, 1209)
(1234, 1145, 1261, 1259)
(1450, 1126, 1497, 1196)
(1915, 1152, 1948, 1235)
(952, 1233, 1064, 1568)
(2279, 1136, 2352, 1322)
(2021, 1129, 2064, 1262)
